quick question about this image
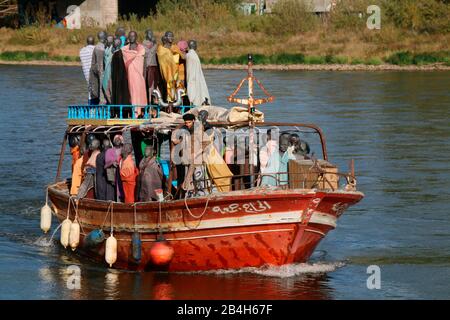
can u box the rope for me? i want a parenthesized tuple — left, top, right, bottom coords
(100, 201, 113, 229)
(158, 200, 163, 237)
(73, 199, 86, 235)
(133, 203, 137, 228)
(45, 222, 62, 246)
(183, 193, 211, 220)
(66, 196, 73, 219)
(110, 201, 114, 236)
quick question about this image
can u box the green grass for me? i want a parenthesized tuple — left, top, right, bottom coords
(384, 51, 450, 65)
(1, 50, 447, 68)
(365, 57, 383, 66)
(202, 53, 306, 65)
(0, 51, 49, 61)
(0, 51, 79, 62)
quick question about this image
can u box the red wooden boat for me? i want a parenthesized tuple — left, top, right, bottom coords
(45, 56, 364, 271)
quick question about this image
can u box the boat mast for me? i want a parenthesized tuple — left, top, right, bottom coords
(227, 54, 274, 186)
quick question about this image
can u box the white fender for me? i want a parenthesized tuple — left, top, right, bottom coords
(69, 219, 80, 251)
(60, 218, 72, 248)
(40, 204, 52, 233)
(105, 235, 117, 267)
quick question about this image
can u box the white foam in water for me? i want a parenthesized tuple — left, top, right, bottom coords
(34, 235, 55, 247)
(185, 261, 346, 278)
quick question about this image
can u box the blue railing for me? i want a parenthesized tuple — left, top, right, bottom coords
(67, 104, 193, 121)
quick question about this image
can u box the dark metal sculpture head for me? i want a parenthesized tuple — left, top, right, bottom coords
(145, 29, 154, 41)
(86, 35, 95, 46)
(128, 31, 138, 44)
(279, 133, 290, 153)
(102, 138, 111, 150)
(188, 39, 197, 51)
(89, 139, 100, 151)
(97, 31, 107, 44)
(198, 110, 209, 126)
(115, 27, 126, 37)
(121, 143, 133, 159)
(106, 35, 114, 47)
(113, 37, 122, 50)
(164, 31, 174, 45)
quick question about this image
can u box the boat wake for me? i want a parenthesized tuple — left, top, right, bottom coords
(34, 235, 56, 248)
(184, 261, 346, 278)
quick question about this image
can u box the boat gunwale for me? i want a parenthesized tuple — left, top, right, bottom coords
(47, 180, 364, 210)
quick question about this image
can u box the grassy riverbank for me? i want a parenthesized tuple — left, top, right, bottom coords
(1, 0, 449, 68)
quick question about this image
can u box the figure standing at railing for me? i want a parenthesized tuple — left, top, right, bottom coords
(77, 139, 101, 199)
(186, 40, 211, 107)
(70, 144, 84, 196)
(111, 39, 131, 113)
(122, 31, 147, 118)
(79, 36, 95, 105)
(102, 35, 116, 105)
(105, 135, 125, 202)
(95, 139, 115, 201)
(138, 146, 164, 202)
(289, 133, 310, 160)
(157, 34, 177, 103)
(89, 31, 107, 105)
(143, 29, 160, 105)
(120, 144, 139, 204)
(261, 133, 294, 187)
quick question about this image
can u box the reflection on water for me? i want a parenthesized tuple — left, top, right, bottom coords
(0, 65, 449, 299)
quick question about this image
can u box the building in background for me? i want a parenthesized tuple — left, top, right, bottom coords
(245, 0, 338, 14)
(16, 0, 157, 27)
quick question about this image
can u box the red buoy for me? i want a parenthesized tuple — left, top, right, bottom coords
(149, 239, 174, 266)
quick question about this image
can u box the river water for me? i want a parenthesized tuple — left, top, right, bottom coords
(0, 65, 449, 300)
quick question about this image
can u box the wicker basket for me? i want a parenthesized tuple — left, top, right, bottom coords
(288, 159, 339, 190)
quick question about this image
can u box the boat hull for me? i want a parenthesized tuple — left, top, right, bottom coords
(48, 181, 363, 271)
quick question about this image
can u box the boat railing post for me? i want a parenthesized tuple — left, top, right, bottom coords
(55, 132, 67, 183)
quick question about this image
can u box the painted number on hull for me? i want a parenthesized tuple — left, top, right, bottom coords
(212, 201, 271, 214)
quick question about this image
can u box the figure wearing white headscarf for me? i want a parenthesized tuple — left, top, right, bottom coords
(186, 40, 211, 107)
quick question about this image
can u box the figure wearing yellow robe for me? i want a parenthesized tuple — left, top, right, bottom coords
(171, 43, 186, 89)
(156, 44, 178, 102)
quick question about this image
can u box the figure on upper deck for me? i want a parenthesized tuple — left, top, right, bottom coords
(115, 27, 127, 48)
(102, 35, 115, 105)
(157, 33, 178, 103)
(122, 31, 147, 117)
(111, 38, 131, 110)
(143, 29, 161, 105)
(89, 31, 107, 105)
(186, 40, 211, 107)
(79, 35, 95, 104)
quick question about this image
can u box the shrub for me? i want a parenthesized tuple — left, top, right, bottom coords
(305, 55, 326, 64)
(365, 57, 382, 65)
(382, 0, 450, 33)
(0, 51, 49, 61)
(385, 51, 450, 65)
(351, 58, 365, 65)
(330, 0, 377, 30)
(265, 0, 318, 35)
